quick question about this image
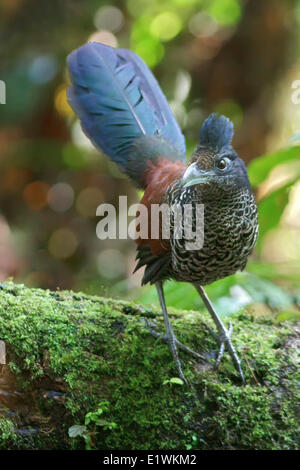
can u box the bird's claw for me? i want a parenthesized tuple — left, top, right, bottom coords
(202, 321, 233, 366)
(202, 320, 245, 384)
(145, 319, 207, 361)
(215, 321, 233, 367)
(144, 319, 207, 386)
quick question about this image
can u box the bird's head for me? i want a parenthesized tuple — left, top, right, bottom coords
(181, 113, 250, 197)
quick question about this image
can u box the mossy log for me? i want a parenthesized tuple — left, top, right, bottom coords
(0, 281, 298, 450)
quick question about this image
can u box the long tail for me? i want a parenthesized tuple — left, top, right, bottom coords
(67, 42, 186, 188)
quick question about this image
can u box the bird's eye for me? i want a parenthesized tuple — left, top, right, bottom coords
(217, 158, 227, 170)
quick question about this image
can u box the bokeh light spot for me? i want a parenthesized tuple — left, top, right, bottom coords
(208, 0, 241, 26)
(126, 0, 152, 18)
(63, 143, 88, 169)
(132, 37, 164, 67)
(25, 271, 50, 288)
(189, 12, 219, 37)
(214, 99, 243, 127)
(48, 183, 74, 212)
(23, 181, 49, 210)
(187, 107, 204, 132)
(48, 228, 78, 259)
(174, 70, 191, 103)
(150, 12, 182, 42)
(170, 101, 187, 129)
(2, 168, 31, 192)
(88, 30, 118, 48)
(29, 55, 58, 84)
(76, 187, 104, 218)
(94, 6, 124, 33)
(173, 0, 203, 5)
(97, 249, 126, 279)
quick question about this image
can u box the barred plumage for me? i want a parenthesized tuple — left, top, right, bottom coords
(167, 180, 258, 285)
(136, 149, 258, 287)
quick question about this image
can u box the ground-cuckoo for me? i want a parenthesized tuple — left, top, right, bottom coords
(67, 42, 258, 385)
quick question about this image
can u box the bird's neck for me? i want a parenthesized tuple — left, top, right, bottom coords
(182, 184, 252, 206)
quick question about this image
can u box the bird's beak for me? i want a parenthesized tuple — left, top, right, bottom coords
(181, 162, 214, 188)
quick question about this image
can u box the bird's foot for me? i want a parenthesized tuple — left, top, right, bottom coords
(145, 319, 206, 361)
(145, 319, 206, 386)
(203, 321, 245, 384)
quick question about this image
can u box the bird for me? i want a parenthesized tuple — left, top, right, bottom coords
(67, 42, 258, 385)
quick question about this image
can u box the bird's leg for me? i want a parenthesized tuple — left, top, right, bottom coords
(149, 281, 189, 385)
(194, 284, 245, 384)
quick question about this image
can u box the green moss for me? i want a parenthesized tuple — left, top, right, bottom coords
(0, 418, 16, 445)
(0, 281, 298, 449)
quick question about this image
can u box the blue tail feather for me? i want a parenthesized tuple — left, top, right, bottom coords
(67, 42, 186, 186)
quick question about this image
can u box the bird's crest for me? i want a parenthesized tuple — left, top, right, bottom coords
(199, 113, 234, 151)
